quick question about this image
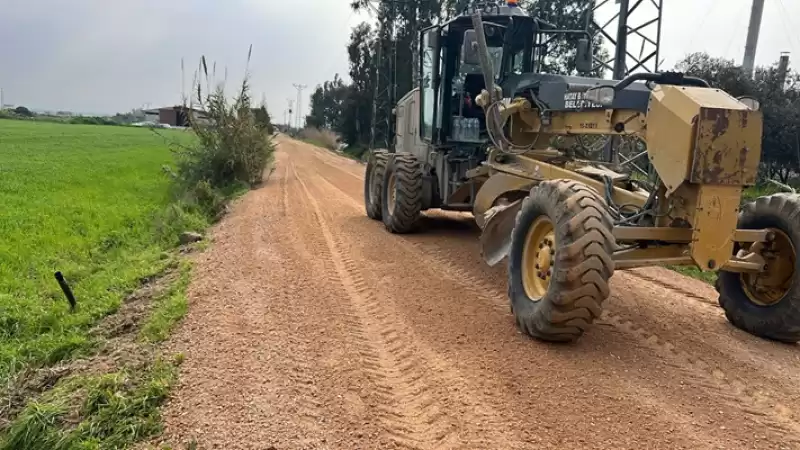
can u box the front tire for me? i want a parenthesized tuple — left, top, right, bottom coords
(508, 179, 616, 342)
(381, 152, 423, 234)
(364, 149, 389, 220)
(716, 193, 800, 343)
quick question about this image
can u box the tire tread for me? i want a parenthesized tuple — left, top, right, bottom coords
(508, 179, 615, 342)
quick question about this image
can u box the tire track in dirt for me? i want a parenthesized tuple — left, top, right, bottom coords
(282, 159, 402, 447)
(302, 147, 800, 445)
(292, 164, 460, 449)
(624, 269, 719, 308)
(302, 142, 365, 180)
(599, 307, 800, 442)
(251, 165, 329, 446)
(281, 157, 290, 217)
(310, 169, 511, 313)
(292, 162, 527, 449)
(294, 149, 754, 449)
(604, 266, 800, 428)
(160, 165, 339, 448)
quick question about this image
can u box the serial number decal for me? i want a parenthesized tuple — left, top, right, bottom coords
(579, 122, 598, 129)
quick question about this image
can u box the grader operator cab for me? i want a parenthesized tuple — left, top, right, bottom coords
(364, 2, 800, 344)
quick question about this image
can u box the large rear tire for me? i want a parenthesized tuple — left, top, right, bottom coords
(507, 179, 616, 342)
(364, 150, 389, 220)
(381, 153, 423, 234)
(716, 193, 800, 343)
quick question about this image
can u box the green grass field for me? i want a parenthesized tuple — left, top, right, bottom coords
(0, 119, 198, 382)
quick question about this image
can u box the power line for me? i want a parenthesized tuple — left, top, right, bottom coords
(776, 0, 800, 56)
(682, 0, 721, 58)
(292, 83, 307, 130)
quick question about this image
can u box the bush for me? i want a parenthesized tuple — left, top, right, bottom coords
(299, 127, 339, 150)
(173, 51, 274, 194)
(13, 106, 33, 117)
(253, 105, 274, 135)
(68, 116, 117, 126)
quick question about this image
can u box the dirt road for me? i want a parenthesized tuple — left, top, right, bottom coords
(158, 136, 800, 450)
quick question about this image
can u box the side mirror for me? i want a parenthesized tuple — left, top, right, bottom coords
(576, 37, 593, 74)
(737, 96, 760, 111)
(462, 30, 481, 66)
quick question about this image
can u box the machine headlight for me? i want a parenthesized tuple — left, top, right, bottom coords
(737, 96, 760, 111)
(584, 86, 616, 107)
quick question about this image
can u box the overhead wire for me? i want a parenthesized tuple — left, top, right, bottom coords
(724, 1, 750, 61)
(318, 9, 357, 82)
(682, 0, 721, 58)
(776, 0, 800, 57)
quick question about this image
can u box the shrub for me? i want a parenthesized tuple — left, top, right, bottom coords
(174, 50, 275, 192)
(13, 106, 33, 117)
(253, 105, 274, 135)
(68, 116, 117, 126)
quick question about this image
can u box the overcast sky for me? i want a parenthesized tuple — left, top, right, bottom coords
(0, 0, 797, 118)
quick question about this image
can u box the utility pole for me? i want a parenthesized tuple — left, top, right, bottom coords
(286, 98, 294, 129)
(590, 0, 663, 77)
(777, 52, 791, 90)
(743, 0, 765, 78)
(612, 0, 630, 80)
(591, 0, 665, 162)
(292, 83, 307, 130)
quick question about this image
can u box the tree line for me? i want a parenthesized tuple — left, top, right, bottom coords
(306, 0, 602, 156)
(306, 0, 799, 181)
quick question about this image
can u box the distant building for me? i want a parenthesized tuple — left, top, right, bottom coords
(143, 106, 210, 127)
(143, 108, 159, 123)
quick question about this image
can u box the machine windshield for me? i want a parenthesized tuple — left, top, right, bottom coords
(488, 47, 504, 79)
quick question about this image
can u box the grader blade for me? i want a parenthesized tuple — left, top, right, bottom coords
(479, 199, 523, 267)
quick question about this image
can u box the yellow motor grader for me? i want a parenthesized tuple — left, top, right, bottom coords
(364, 3, 799, 343)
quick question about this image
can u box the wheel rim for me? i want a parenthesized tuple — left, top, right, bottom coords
(741, 228, 797, 306)
(522, 216, 556, 300)
(387, 171, 397, 216)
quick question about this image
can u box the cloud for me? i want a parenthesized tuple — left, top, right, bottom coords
(2, 0, 794, 118)
(0, 0, 367, 117)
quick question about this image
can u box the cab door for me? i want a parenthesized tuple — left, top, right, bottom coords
(419, 27, 440, 145)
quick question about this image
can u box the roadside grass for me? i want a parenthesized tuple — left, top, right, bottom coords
(0, 119, 204, 448)
(140, 260, 192, 343)
(669, 266, 717, 284)
(298, 127, 338, 150)
(298, 134, 368, 163)
(2, 58, 275, 448)
(1, 355, 181, 450)
(0, 119, 197, 381)
(342, 145, 369, 162)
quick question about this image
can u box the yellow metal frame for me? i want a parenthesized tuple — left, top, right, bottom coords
(472, 83, 768, 275)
